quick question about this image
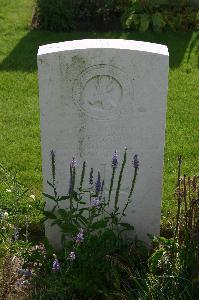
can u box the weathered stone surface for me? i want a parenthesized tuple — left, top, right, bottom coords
(37, 39, 169, 248)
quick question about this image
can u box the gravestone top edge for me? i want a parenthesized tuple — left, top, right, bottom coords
(37, 39, 169, 57)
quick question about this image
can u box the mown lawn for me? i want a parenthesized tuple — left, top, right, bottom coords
(0, 0, 198, 222)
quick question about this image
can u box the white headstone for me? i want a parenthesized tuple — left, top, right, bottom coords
(37, 39, 169, 248)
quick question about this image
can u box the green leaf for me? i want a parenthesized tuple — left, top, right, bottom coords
(147, 0, 169, 9)
(157, 236, 174, 246)
(101, 229, 117, 240)
(58, 195, 70, 201)
(43, 193, 56, 201)
(139, 13, 150, 32)
(51, 220, 59, 226)
(78, 208, 89, 214)
(73, 191, 78, 199)
(151, 12, 166, 32)
(148, 248, 164, 273)
(147, 233, 156, 242)
(128, 13, 140, 29)
(130, 0, 144, 12)
(61, 223, 77, 233)
(78, 201, 86, 205)
(47, 180, 54, 188)
(57, 209, 68, 218)
(119, 222, 134, 231)
(73, 219, 81, 228)
(91, 219, 108, 230)
(21, 188, 29, 196)
(43, 210, 57, 219)
(78, 215, 89, 226)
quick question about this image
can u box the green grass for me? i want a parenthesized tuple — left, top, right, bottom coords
(0, 0, 198, 220)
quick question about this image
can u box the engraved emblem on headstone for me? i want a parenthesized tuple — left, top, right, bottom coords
(82, 75, 121, 111)
(72, 64, 130, 120)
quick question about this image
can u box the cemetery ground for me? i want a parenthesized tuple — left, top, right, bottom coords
(0, 0, 198, 299)
(0, 0, 198, 222)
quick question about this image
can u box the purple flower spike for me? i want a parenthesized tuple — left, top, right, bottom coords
(89, 168, 94, 185)
(133, 154, 139, 170)
(112, 150, 118, 169)
(70, 157, 77, 169)
(91, 198, 101, 208)
(52, 259, 60, 272)
(68, 251, 76, 261)
(75, 228, 84, 244)
(95, 171, 101, 193)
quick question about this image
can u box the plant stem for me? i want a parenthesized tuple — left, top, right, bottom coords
(183, 174, 187, 228)
(79, 161, 86, 191)
(114, 149, 127, 211)
(175, 155, 182, 238)
(108, 167, 116, 207)
(121, 167, 138, 218)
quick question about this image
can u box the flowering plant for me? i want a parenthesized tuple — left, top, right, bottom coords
(43, 148, 139, 266)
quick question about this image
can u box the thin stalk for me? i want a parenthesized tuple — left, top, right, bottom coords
(175, 155, 182, 238)
(108, 167, 116, 207)
(25, 216, 29, 243)
(99, 179, 105, 216)
(121, 167, 138, 218)
(69, 165, 73, 210)
(72, 167, 76, 192)
(183, 174, 187, 227)
(51, 150, 56, 185)
(51, 150, 57, 198)
(87, 191, 92, 234)
(79, 161, 86, 191)
(128, 167, 138, 201)
(49, 151, 58, 207)
(187, 177, 192, 230)
(114, 149, 127, 211)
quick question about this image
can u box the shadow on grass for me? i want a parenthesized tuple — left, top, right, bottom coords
(0, 30, 197, 72)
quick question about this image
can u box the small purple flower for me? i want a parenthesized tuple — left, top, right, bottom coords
(95, 171, 101, 193)
(91, 198, 101, 208)
(70, 157, 77, 169)
(89, 168, 94, 185)
(75, 228, 84, 244)
(112, 150, 118, 169)
(68, 251, 76, 261)
(52, 254, 60, 272)
(52, 259, 60, 272)
(133, 154, 139, 170)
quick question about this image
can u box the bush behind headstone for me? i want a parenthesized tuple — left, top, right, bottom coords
(36, 0, 75, 31)
(34, 0, 126, 31)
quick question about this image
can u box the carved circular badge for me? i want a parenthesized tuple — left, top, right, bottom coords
(72, 64, 132, 120)
(82, 75, 122, 112)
